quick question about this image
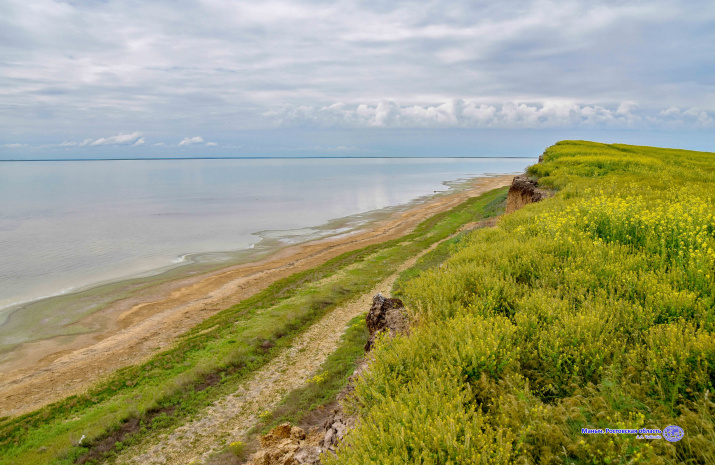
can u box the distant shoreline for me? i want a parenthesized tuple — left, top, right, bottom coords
(0, 157, 535, 321)
(0, 156, 536, 162)
(0, 174, 514, 417)
(0, 171, 514, 337)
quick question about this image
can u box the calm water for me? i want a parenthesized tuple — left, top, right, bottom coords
(0, 157, 533, 320)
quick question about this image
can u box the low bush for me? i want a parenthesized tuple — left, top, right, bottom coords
(328, 141, 715, 464)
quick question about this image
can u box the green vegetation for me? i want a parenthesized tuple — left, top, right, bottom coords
(249, 313, 368, 437)
(328, 141, 715, 465)
(227, 440, 247, 460)
(207, 313, 368, 463)
(392, 192, 507, 298)
(0, 182, 507, 465)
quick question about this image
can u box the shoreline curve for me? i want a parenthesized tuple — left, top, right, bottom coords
(0, 174, 513, 417)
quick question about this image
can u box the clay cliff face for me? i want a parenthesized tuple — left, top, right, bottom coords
(364, 293, 407, 351)
(505, 175, 550, 214)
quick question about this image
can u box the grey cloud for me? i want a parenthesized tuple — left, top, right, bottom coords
(1, 0, 714, 145)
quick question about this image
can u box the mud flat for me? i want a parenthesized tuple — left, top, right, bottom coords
(0, 175, 513, 417)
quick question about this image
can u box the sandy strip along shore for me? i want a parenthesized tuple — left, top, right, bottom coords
(0, 175, 512, 417)
(116, 220, 452, 465)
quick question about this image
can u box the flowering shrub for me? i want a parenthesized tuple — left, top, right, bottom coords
(326, 141, 715, 464)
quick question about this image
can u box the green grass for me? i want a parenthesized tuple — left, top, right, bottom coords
(249, 313, 369, 436)
(327, 141, 715, 465)
(0, 182, 508, 465)
(392, 190, 508, 297)
(204, 313, 369, 464)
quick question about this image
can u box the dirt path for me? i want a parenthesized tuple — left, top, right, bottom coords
(0, 175, 512, 417)
(114, 237, 447, 465)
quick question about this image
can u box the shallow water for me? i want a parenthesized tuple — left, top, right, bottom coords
(0, 157, 533, 323)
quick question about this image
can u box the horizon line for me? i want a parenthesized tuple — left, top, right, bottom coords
(0, 156, 538, 162)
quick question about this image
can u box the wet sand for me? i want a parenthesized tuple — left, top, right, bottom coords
(0, 175, 513, 417)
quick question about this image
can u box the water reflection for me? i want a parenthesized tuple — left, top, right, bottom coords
(0, 157, 534, 313)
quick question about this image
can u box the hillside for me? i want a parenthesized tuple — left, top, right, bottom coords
(328, 141, 715, 464)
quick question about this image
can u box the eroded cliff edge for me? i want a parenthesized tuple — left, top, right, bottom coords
(505, 175, 551, 214)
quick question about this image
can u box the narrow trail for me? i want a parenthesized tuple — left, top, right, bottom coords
(114, 238, 448, 465)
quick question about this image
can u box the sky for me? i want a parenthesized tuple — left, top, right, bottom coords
(1, 0, 714, 158)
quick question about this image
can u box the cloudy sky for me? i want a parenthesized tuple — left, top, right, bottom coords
(1, 0, 714, 158)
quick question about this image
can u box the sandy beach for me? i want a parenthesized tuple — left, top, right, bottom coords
(0, 175, 513, 417)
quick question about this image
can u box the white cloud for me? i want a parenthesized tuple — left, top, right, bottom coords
(660, 107, 681, 117)
(2, 143, 28, 148)
(265, 100, 715, 130)
(374, 100, 400, 127)
(178, 136, 218, 147)
(54, 132, 145, 148)
(656, 106, 715, 128)
(89, 132, 144, 146)
(334, 145, 357, 151)
(178, 136, 205, 146)
(683, 108, 715, 126)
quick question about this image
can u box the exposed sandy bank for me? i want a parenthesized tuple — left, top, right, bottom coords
(0, 175, 512, 417)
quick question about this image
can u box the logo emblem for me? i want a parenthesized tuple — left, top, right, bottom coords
(662, 425, 684, 442)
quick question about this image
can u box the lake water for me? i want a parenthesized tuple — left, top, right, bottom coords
(0, 157, 534, 324)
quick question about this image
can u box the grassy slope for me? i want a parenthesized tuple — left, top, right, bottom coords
(236, 192, 510, 450)
(0, 184, 508, 465)
(328, 141, 715, 465)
